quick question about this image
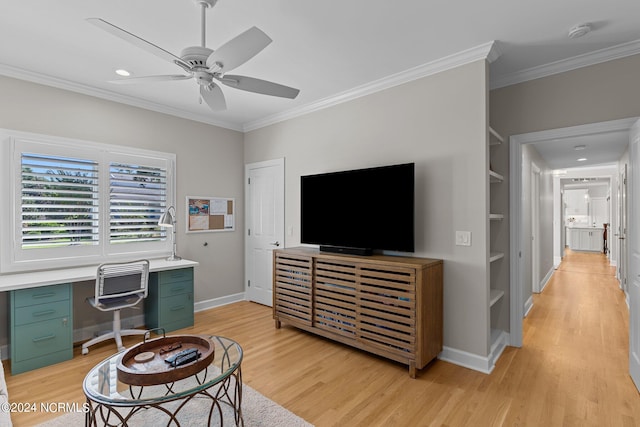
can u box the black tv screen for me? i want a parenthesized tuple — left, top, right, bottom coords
(301, 163, 415, 254)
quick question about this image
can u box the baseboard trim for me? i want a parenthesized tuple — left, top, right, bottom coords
(554, 256, 562, 268)
(539, 266, 555, 293)
(194, 292, 246, 312)
(524, 296, 534, 317)
(438, 336, 510, 375)
(489, 330, 510, 371)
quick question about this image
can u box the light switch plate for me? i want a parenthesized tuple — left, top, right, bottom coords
(455, 231, 472, 246)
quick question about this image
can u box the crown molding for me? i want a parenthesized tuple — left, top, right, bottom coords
(0, 64, 243, 132)
(490, 38, 640, 90)
(243, 41, 499, 132)
(510, 117, 639, 144)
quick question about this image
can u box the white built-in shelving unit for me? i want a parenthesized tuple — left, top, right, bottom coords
(488, 126, 508, 365)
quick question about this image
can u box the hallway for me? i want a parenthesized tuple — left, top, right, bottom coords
(507, 249, 637, 425)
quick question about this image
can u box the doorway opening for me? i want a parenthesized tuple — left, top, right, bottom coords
(509, 117, 638, 347)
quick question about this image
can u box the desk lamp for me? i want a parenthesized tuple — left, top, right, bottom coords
(158, 206, 182, 261)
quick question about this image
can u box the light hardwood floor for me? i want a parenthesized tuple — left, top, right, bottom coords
(4, 250, 640, 426)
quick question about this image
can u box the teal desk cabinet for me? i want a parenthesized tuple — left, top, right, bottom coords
(146, 267, 194, 333)
(9, 283, 73, 375)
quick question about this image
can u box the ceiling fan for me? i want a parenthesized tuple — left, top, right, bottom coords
(87, 0, 299, 111)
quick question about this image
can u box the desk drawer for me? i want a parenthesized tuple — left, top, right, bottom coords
(13, 300, 70, 326)
(13, 318, 72, 363)
(158, 280, 193, 298)
(152, 293, 194, 332)
(155, 268, 193, 286)
(13, 283, 71, 307)
(160, 293, 194, 322)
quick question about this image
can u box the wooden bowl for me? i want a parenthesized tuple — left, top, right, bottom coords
(117, 335, 215, 386)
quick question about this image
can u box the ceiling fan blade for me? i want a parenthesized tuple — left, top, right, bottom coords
(87, 18, 192, 70)
(218, 75, 300, 99)
(200, 84, 227, 110)
(206, 27, 272, 73)
(109, 75, 192, 84)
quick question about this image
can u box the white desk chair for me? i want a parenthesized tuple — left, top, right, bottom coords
(82, 260, 150, 355)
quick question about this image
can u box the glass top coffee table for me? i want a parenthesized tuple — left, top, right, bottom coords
(83, 335, 243, 426)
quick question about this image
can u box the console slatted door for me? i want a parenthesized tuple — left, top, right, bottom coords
(274, 252, 313, 326)
(314, 259, 357, 339)
(356, 264, 416, 359)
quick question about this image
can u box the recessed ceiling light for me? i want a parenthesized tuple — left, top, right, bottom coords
(115, 69, 131, 77)
(574, 145, 586, 150)
(577, 158, 587, 162)
(568, 23, 592, 39)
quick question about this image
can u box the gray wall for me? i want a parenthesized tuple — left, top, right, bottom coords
(0, 76, 245, 348)
(245, 60, 492, 357)
(521, 145, 554, 301)
(491, 54, 640, 136)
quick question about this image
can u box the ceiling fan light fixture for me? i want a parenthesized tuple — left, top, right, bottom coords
(568, 23, 592, 39)
(89, 1, 299, 113)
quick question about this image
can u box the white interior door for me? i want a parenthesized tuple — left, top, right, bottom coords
(628, 119, 640, 390)
(620, 165, 628, 292)
(531, 165, 540, 293)
(245, 159, 284, 306)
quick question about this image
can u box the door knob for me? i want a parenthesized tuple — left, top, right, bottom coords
(270, 241, 281, 247)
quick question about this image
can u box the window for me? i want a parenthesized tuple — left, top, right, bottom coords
(21, 153, 100, 249)
(109, 162, 167, 244)
(1, 130, 176, 273)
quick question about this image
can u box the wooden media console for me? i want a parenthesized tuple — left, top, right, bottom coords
(273, 247, 443, 378)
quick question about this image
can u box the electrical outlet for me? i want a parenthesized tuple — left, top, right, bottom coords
(455, 231, 471, 246)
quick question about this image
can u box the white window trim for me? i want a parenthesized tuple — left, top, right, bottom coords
(0, 128, 176, 274)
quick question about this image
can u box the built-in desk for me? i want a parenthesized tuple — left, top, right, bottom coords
(1, 258, 198, 374)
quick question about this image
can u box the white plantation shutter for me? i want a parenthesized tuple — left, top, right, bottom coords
(4, 132, 176, 273)
(109, 162, 167, 244)
(21, 153, 99, 248)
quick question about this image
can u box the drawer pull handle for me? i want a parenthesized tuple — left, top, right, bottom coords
(32, 334, 56, 343)
(170, 305, 185, 311)
(32, 292, 56, 299)
(33, 309, 56, 317)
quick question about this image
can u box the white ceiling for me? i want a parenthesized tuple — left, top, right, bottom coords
(1, 0, 639, 132)
(532, 130, 630, 169)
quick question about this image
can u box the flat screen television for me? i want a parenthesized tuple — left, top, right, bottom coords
(300, 163, 415, 255)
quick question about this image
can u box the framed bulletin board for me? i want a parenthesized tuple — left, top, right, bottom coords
(186, 196, 235, 233)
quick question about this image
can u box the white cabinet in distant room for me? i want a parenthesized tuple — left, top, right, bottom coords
(569, 227, 603, 252)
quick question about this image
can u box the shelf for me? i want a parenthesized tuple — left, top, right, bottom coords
(489, 213, 504, 220)
(489, 127, 504, 146)
(489, 170, 504, 183)
(489, 252, 504, 263)
(490, 289, 505, 307)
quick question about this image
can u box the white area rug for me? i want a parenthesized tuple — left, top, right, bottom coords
(37, 382, 312, 427)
